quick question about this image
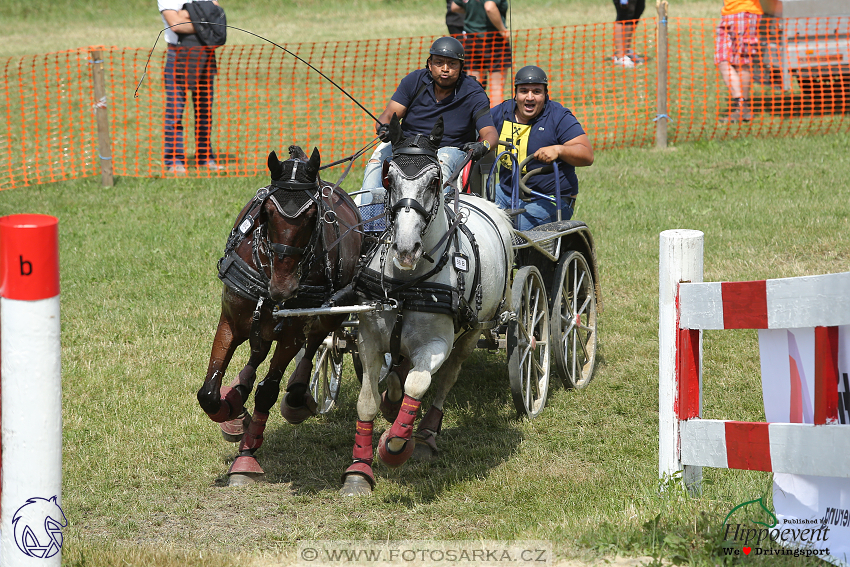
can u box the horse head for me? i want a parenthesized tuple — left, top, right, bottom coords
(263, 146, 322, 302)
(382, 115, 444, 271)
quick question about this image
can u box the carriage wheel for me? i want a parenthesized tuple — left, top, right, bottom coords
(507, 265, 550, 419)
(551, 251, 598, 390)
(310, 332, 343, 414)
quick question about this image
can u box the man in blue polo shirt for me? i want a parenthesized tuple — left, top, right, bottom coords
(491, 66, 594, 230)
(360, 37, 497, 204)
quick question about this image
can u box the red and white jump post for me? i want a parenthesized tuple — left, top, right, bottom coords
(1, 214, 63, 566)
(659, 229, 850, 491)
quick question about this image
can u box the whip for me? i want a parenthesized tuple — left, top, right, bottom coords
(135, 22, 382, 124)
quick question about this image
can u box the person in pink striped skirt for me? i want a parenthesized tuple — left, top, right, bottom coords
(714, 0, 763, 123)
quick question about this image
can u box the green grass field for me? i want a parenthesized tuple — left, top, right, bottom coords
(2, 134, 847, 567)
(1, 1, 849, 566)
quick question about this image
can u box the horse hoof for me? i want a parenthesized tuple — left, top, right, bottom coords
(377, 429, 415, 468)
(220, 411, 251, 443)
(280, 391, 318, 425)
(379, 390, 403, 423)
(340, 473, 373, 496)
(412, 431, 439, 461)
(228, 472, 263, 486)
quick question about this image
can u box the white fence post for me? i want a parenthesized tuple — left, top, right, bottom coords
(1, 214, 64, 566)
(659, 229, 703, 491)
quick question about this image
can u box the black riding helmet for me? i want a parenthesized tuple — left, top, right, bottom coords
(428, 36, 465, 62)
(514, 65, 548, 87)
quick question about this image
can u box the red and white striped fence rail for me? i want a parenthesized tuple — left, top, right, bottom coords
(659, 229, 850, 489)
(0, 214, 63, 566)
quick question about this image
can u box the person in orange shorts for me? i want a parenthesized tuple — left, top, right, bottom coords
(714, 0, 763, 123)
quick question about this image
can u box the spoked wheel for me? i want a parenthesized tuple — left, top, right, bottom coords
(310, 332, 343, 414)
(551, 251, 598, 390)
(507, 265, 550, 419)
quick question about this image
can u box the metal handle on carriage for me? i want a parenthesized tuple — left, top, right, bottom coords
(492, 142, 566, 221)
(491, 143, 555, 210)
(492, 140, 521, 210)
(518, 157, 565, 222)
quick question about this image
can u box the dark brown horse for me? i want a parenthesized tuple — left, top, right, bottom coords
(197, 146, 362, 485)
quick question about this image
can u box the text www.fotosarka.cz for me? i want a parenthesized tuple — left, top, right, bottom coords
(296, 541, 552, 566)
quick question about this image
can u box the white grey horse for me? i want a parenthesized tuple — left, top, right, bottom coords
(341, 116, 514, 496)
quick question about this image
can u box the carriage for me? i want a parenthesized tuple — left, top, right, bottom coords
(291, 137, 603, 421)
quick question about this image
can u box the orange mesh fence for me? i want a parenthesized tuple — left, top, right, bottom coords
(1, 18, 848, 191)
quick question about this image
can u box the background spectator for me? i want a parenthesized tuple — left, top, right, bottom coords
(715, 0, 763, 123)
(158, 0, 225, 174)
(613, 0, 645, 67)
(446, 0, 464, 35)
(451, 0, 511, 106)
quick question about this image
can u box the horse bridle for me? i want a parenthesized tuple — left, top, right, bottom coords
(383, 145, 443, 236)
(256, 180, 328, 279)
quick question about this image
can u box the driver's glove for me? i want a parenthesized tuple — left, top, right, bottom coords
(462, 140, 491, 161)
(376, 123, 391, 143)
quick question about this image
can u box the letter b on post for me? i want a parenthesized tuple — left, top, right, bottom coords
(19, 255, 32, 276)
(0, 215, 60, 300)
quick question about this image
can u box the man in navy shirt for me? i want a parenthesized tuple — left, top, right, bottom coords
(491, 66, 594, 230)
(360, 37, 497, 204)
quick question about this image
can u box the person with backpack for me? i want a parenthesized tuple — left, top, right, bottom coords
(158, 0, 226, 174)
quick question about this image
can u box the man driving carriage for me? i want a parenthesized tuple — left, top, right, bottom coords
(491, 65, 594, 231)
(359, 36, 498, 204)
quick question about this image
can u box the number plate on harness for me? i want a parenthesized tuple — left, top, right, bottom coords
(239, 216, 254, 234)
(454, 253, 469, 272)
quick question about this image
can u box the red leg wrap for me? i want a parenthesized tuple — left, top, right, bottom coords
(237, 366, 256, 387)
(342, 461, 375, 487)
(352, 420, 374, 462)
(229, 454, 264, 475)
(238, 411, 269, 452)
(342, 420, 375, 487)
(417, 405, 443, 435)
(220, 410, 251, 442)
(388, 395, 421, 441)
(206, 386, 244, 423)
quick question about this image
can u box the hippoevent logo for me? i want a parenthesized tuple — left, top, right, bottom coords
(12, 496, 67, 558)
(722, 498, 831, 558)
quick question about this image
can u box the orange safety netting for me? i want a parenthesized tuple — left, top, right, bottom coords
(1, 18, 848, 190)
